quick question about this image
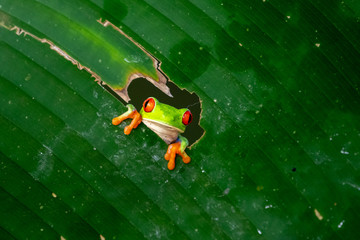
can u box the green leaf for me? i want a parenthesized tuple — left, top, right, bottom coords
(1, 0, 360, 239)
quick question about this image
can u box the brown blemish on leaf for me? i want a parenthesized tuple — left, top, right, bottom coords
(314, 209, 323, 221)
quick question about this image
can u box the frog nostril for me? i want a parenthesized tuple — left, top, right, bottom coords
(143, 97, 155, 112)
(182, 110, 192, 125)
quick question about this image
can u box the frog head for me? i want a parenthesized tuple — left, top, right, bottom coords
(139, 97, 192, 144)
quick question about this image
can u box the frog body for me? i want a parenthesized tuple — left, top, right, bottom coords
(112, 97, 192, 170)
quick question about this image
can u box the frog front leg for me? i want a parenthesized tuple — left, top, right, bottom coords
(165, 135, 191, 170)
(112, 104, 142, 135)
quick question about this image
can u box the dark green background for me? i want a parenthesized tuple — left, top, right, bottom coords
(1, 0, 359, 239)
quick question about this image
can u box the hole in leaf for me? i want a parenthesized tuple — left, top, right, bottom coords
(127, 78, 204, 146)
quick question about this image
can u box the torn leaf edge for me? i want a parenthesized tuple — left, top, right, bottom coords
(0, 19, 204, 147)
(0, 21, 102, 84)
(97, 18, 172, 102)
(0, 20, 172, 103)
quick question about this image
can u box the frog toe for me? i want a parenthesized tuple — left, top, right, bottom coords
(112, 116, 124, 125)
(164, 141, 191, 170)
(182, 154, 191, 164)
(165, 144, 174, 161)
(124, 126, 132, 135)
(164, 144, 177, 170)
(167, 159, 176, 170)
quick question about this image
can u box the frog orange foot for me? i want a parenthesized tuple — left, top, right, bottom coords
(164, 142, 191, 170)
(112, 104, 142, 135)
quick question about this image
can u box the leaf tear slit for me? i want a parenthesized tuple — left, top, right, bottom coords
(0, 22, 102, 84)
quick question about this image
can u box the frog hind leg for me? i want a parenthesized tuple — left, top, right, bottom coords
(112, 104, 142, 135)
(164, 135, 190, 170)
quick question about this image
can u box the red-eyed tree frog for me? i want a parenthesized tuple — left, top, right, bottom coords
(112, 97, 193, 170)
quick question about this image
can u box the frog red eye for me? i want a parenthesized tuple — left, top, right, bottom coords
(182, 110, 192, 125)
(143, 97, 155, 112)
